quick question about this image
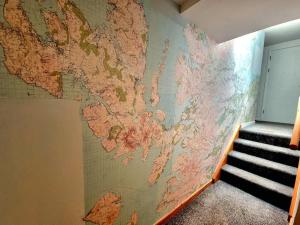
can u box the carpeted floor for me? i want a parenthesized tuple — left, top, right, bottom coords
(242, 121, 293, 138)
(166, 181, 288, 225)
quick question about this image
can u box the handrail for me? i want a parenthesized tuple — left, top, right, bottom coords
(289, 159, 300, 222)
(290, 97, 300, 150)
(212, 124, 241, 182)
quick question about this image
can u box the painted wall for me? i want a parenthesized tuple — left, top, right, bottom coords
(0, 0, 264, 224)
(0, 100, 84, 225)
(256, 39, 300, 123)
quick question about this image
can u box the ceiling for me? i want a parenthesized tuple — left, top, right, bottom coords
(176, 0, 300, 43)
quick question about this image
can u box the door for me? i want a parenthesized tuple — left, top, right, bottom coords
(262, 44, 300, 124)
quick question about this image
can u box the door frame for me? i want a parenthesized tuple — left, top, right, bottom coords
(257, 39, 300, 122)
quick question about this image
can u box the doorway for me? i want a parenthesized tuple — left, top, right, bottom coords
(261, 40, 300, 124)
(257, 21, 300, 124)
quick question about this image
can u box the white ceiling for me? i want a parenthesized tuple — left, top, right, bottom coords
(180, 0, 300, 43)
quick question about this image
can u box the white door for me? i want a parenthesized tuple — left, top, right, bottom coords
(262, 44, 300, 124)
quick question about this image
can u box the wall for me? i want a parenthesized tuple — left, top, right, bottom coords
(0, 100, 84, 225)
(0, 0, 264, 224)
(264, 19, 300, 47)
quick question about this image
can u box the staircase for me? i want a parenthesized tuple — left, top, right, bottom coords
(220, 121, 300, 212)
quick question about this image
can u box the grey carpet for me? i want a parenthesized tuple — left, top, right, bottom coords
(166, 181, 288, 225)
(239, 121, 293, 148)
(242, 121, 293, 138)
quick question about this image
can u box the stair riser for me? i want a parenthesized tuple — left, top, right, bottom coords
(239, 131, 291, 148)
(234, 142, 299, 167)
(227, 155, 296, 187)
(221, 169, 292, 211)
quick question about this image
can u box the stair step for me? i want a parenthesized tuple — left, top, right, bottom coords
(239, 129, 291, 148)
(234, 138, 300, 167)
(227, 151, 297, 187)
(221, 164, 293, 211)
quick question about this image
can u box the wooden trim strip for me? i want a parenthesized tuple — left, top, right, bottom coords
(212, 124, 241, 182)
(154, 123, 241, 225)
(154, 180, 213, 225)
(290, 97, 300, 150)
(180, 0, 200, 13)
(289, 158, 300, 221)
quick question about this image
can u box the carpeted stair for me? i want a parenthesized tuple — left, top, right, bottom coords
(221, 121, 300, 211)
(239, 129, 291, 148)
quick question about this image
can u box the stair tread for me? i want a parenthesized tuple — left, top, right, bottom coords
(222, 164, 293, 197)
(235, 138, 300, 157)
(228, 151, 297, 175)
(240, 127, 291, 139)
(241, 121, 293, 138)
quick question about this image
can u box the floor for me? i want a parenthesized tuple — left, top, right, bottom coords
(166, 181, 288, 225)
(242, 121, 293, 138)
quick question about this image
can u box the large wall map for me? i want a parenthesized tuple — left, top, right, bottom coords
(0, 0, 264, 224)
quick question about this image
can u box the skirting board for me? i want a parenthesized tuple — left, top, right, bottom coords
(154, 180, 213, 225)
(241, 121, 255, 128)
